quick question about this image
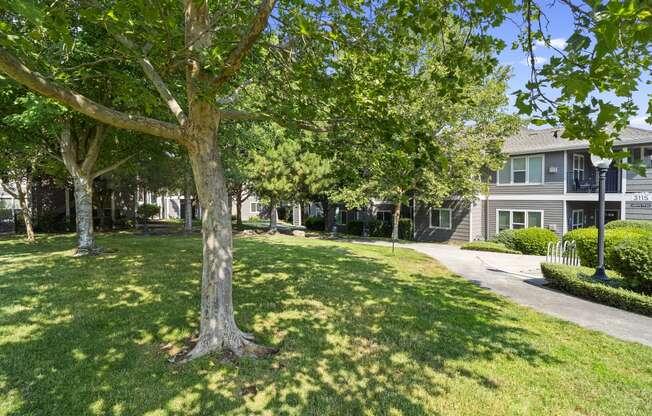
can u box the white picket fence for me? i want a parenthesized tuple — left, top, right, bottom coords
(546, 240, 580, 266)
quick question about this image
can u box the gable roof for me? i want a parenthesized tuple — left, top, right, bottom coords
(504, 126, 652, 155)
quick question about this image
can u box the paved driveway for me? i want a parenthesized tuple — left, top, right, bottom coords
(350, 240, 652, 348)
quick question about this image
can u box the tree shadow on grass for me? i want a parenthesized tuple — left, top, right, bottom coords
(0, 234, 559, 415)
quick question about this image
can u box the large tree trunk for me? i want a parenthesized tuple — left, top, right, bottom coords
(269, 199, 278, 233)
(183, 128, 271, 361)
(73, 175, 95, 255)
(392, 201, 401, 241)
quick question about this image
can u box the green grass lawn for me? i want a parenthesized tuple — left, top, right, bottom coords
(1, 233, 651, 415)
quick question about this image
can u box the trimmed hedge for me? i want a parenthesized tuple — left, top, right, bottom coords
(368, 219, 391, 238)
(605, 219, 652, 232)
(305, 216, 325, 231)
(564, 227, 650, 268)
(398, 218, 413, 240)
(611, 235, 652, 294)
(347, 220, 364, 236)
(541, 263, 652, 316)
(461, 241, 521, 254)
(511, 227, 558, 255)
(492, 229, 517, 248)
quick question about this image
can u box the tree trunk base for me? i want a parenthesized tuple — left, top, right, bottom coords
(73, 246, 103, 257)
(178, 330, 278, 363)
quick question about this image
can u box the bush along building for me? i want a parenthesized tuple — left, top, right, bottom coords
(410, 126, 652, 243)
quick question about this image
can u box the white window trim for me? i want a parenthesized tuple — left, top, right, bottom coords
(571, 209, 584, 230)
(496, 154, 546, 186)
(495, 209, 545, 233)
(429, 208, 452, 230)
(250, 202, 261, 213)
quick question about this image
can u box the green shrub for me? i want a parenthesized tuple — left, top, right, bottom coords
(248, 215, 262, 222)
(492, 229, 517, 250)
(398, 218, 413, 240)
(540, 263, 652, 316)
(511, 227, 558, 255)
(461, 241, 521, 254)
(346, 220, 364, 236)
(305, 216, 324, 231)
(611, 235, 652, 294)
(564, 227, 649, 268)
(368, 219, 391, 238)
(137, 204, 160, 220)
(605, 220, 652, 232)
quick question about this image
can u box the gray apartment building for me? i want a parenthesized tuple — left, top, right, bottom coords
(413, 126, 652, 242)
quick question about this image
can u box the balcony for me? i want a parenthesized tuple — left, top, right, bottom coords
(567, 169, 620, 193)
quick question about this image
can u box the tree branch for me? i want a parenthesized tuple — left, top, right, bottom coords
(211, 0, 276, 89)
(80, 124, 107, 176)
(0, 48, 185, 143)
(1, 182, 19, 199)
(92, 154, 135, 180)
(113, 34, 189, 127)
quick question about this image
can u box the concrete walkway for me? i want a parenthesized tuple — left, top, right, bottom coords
(350, 239, 652, 348)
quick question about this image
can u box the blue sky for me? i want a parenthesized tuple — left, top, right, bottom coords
(491, 4, 651, 130)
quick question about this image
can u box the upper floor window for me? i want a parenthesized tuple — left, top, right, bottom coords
(572, 154, 585, 180)
(645, 147, 652, 168)
(497, 155, 544, 185)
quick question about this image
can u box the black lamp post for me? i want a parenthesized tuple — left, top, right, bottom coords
(590, 154, 612, 281)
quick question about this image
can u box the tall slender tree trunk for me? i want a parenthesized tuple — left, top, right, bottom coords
(392, 201, 401, 241)
(183, 127, 270, 361)
(133, 187, 139, 228)
(110, 190, 116, 229)
(184, 183, 193, 233)
(15, 186, 35, 242)
(73, 176, 95, 254)
(236, 196, 243, 226)
(269, 199, 278, 233)
(65, 186, 71, 231)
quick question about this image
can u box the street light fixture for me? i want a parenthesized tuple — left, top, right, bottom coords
(590, 154, 613, 281)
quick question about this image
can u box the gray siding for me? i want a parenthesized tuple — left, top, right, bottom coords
(486, 200, 564, 239)
(626, 201, 652, 221)
(415, 200, 470, 242)
(489, 151, 565, 195)
(470, 201, 485, 241)
(626, 168, 652, 193)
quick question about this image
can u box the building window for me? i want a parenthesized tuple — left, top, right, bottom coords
(497, 210, 544, 232)
(644, 147, 652, 168)
(376, 210, 392, 224)
(573, 154, 585, 180)
(512, 157, 527, 183)
(250, 202, 261, 213)
(336, 209, 347, 225)
(498, 161, 511, 184)
(571, 210, 584, 230)
(497, 155, 545, 185)
(527, 211, 543, 228)
(430, 208, 452, 229)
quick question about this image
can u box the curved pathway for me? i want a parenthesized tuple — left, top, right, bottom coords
(350, 239, 652, 348)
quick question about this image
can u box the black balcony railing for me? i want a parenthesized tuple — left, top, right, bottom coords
(567, 169, 620, 193)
